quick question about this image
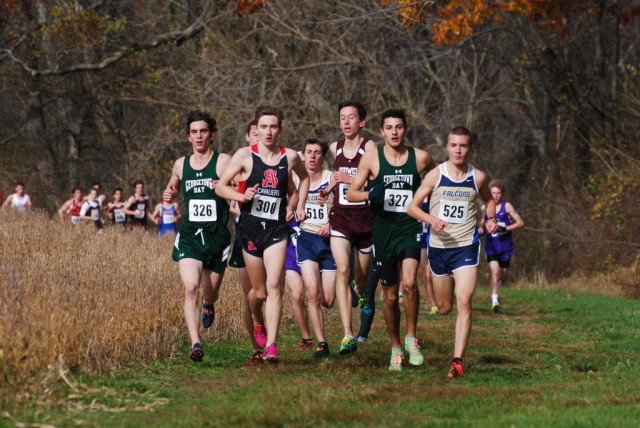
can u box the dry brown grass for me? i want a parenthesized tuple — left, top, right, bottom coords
(0, 210, 249, 401)
(512, 257, 640, 299)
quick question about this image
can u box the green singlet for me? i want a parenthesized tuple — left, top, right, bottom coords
(368, 145, 422, 231)
(181, 153, 229, 233)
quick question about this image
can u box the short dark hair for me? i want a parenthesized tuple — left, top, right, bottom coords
(245, 119, 257, 135)
(302, 138, 329, 156)
(133, 180, 144, 187)
(448, 126, 472, 145)
(114, 187, 123, 194)
(15, 182, 24, 187)
(338, 101, 367, 121)
(380, 109, 407, 128)
(185, 110, 217, 134)
(255, 105, 284, 127)
(91, 182, 101, 190)
(72, 186, 82, 193)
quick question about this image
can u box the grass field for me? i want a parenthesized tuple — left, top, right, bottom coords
(3, 284, 639, 427)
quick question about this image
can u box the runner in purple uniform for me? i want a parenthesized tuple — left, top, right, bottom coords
(478, 179, 525, 312)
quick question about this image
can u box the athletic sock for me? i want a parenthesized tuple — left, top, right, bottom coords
(452, 357, 462, 364)
(392, 347, 403, 354)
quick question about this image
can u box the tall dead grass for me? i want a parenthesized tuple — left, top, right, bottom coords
(0, 210, 250, 401)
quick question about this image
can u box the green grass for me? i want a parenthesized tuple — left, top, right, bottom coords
(3, 286, 640, 427)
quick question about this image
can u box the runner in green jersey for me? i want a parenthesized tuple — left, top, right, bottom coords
(347, 109, 435, 371)
(163, 110, 232, 363)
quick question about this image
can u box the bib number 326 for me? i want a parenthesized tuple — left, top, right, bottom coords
(189, 199, 216, 222)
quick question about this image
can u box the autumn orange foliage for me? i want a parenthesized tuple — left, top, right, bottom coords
(236, 0, 268, 15)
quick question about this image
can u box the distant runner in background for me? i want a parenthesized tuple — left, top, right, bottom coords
(151, 198, 181, 235)
(107, 188, 127, 227)
(2, 182, 32, 213)
(79, 187, 104, 231)
(57, 187, 84, 225)
(478, 179, 525, 312)
(124, 180, 150, 230)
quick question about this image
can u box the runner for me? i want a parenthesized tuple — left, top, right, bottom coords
(226, 120, 267, 365)
(57, 187, 83, 225)
(347, 109, 436, 371)
(2, 182, 32, 212)
(478, 179, 525, 312)
(216, 105, 309, 364)
(295, 139, 336, 357)
(407, 126, 498, 378)
(326, 101, 377, 355)
(419, 200, 439, 315)
(79, 187, 104, 231)
(286, 218, 313, 351)
(163, 110, 231, 362)
(88, 182, 107, 210)
(107, 188, 127, 227)
(150, 199, 181, 235)
(124, 181, 150, 230)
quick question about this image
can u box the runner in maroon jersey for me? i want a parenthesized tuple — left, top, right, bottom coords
(325, 101, 377, 355)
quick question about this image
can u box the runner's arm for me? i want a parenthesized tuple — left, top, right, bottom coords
(477, 170, 498, 234)
(505, 202, 525, 231)
(345, 150, 374, 203)
(407, 168, 446, 232)
(290, 151, 309, 222)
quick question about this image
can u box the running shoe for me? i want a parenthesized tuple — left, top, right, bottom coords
(448, 359, 464, 378)
(297, 338, 314, 351)
(404, 337, 425, 366)
(492, 301, 500, 313)
(263, 343, 279, 363)
(245, 350, 264, 366)
(389, 350, 404, 371)
(357, 336, 367, 345)
(201, 303, 215, 329)
(311, 342, 330, 357)
(189, 342, 204, 362)
(430, 306, 439, 315)
(253, 324, 267, 348)
(350, 280, 372, 315)
(338, 336, 357, 355)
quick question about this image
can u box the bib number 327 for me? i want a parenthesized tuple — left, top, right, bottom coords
(383, 189, 412, 212)
(189, 199, 216, 222)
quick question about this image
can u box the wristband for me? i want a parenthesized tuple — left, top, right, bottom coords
(487, 217, 498, 223)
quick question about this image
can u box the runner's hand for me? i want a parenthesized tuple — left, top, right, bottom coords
(162, 188, 174, 203)
(242, 183, 260, 203)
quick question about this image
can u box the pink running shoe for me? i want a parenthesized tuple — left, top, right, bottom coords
(263, 343, 279, 364)
(253, 324, 267, 349)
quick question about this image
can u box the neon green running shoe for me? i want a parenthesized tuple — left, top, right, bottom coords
(430, 306, 439, 315)
(339, 336, 357, 355)
(405, 337, 424, 366)
(389, 350, 404, 371)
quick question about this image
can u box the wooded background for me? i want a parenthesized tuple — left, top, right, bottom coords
(1, 0, 638, 279)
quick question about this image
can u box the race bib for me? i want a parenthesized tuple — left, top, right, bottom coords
(338, 183, 365, 206)
(114, 209, 125, 223)
(304, 203, 328, 224)
(163, 214, 175, 224)
(250, 195, 281, 220)
(383, 189, 412, 213)
(189, 199, 216, 222)
(439, 200, 467, 223)
(135, 203, 146, 219)
(71, 215, 81, 225)
(91, 209, 100, 221)
(491, 221, 508, 237)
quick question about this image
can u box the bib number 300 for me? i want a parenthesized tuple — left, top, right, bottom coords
(251, 195, 280, 220)
(189, 199, 216, 222)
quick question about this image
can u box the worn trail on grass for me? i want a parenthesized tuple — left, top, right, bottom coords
(4, 287, 640, 427)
